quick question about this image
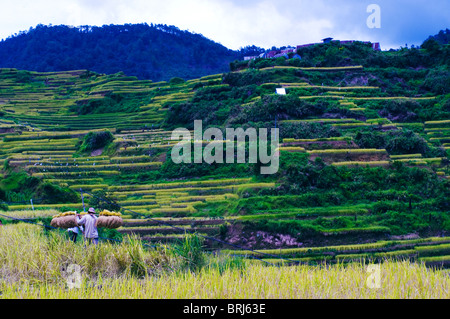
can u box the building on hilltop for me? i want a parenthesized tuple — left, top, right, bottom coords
(280, 47, 296, 54)
(266, 50, 278, 58)
(372, 42, 381, 51)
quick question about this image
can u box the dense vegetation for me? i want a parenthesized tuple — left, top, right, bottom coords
(0, 29, 449, 270)
(231, 30, 450, 71)
(0, 23, 240, 81)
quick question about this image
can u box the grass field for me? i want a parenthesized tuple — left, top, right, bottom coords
(0, 223, 448, 299)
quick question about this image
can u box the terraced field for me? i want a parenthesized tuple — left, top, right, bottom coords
(0, 68, 210, 131)
(225, 236, 450, 268)
(1, 64, 449, 266)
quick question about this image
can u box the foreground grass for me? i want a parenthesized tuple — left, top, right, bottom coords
(0, 223, 449, 299)
(2, 261, 449, 299)
(0, 209, 59, 219)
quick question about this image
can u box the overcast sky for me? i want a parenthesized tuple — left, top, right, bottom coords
(0, 0, 449, 50)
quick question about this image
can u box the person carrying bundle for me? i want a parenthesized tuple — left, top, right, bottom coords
(77, 207, 99, 245)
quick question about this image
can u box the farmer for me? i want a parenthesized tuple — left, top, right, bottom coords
(77, 207, 99, 245)
(67, 212, 83, 243)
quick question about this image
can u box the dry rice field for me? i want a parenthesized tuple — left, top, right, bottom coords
(0, 223, 449, 299)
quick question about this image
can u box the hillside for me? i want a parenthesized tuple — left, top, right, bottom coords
(0, 37, 449, 267)
(0, 23, 239, 81)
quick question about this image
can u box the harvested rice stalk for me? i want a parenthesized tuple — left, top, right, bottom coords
(96, 210, 123, 229)
(50, 211, 78, 229)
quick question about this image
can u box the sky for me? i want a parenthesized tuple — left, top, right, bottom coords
(0, 0, 449, 51)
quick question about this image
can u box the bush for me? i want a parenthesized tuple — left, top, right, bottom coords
(72, 93, 141, 115)
(421, 67, 450, 95)
(378, 100, 419, 122)
(88, 190, 121, 212)
(0, 201, 8, 211)
(206, 253, 246, 275)
(229, 60, 249, 72)
(174, 234, 206, 272)
(279, 121, 342, 140)
(164, 85, 257, 128)
(384, 130, 431, 155)
(37, 183, 79, 204)
(16, 70, 32, 83)
(0, 172, 40, 201)
(169, 77, 185, 85)
(79, 130, 114, 153)
(354, 129, 385, 149)
(354, 128, 441, 156)
(234, 95, 327, 124)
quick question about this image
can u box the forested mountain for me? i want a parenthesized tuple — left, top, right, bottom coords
(425, 28, 450, 45)
(0, 23, 240, 81)
(1, 24, 448, 82)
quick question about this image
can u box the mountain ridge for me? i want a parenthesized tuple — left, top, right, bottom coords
(0, 23, 240, 82)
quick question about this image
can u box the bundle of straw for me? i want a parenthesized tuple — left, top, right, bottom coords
(50, 211, 79, 229)
(96, 210, 123, 229)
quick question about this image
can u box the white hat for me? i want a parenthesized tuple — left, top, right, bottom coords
(88, 207, 95, 213)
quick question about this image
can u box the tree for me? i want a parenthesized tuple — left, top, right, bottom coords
(79, 130, 114, 152)
(0, 23, 239, 81)
(88, 190, 121, 212)
(421, 38, 441, 55)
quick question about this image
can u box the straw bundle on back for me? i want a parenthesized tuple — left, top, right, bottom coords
(96, 210, 123, 229)
(50, 211, 79, 229)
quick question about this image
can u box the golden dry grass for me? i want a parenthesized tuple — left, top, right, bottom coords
(0, 223, 449, 299)
(1, 260, 449, 299)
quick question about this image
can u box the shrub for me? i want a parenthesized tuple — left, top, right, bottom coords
(279, 121, 342, 140)
(378, 100, 419, 122)
(421, 67, 450, 95)
(385, 130, 430, 155)
(79, 130, 114, 153)
(229, 60, 249, 72)
(16, 70, 32, 83)
(169, 77, 185, 85)
(0, 201, 8, 211)
(88, 189, 121, 212)
(354, 128, 442, 156)
(37, 183, 79, 204)
(174, 234, 206, 272)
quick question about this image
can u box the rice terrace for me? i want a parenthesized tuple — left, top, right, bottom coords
(0, 24, 449, 302)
